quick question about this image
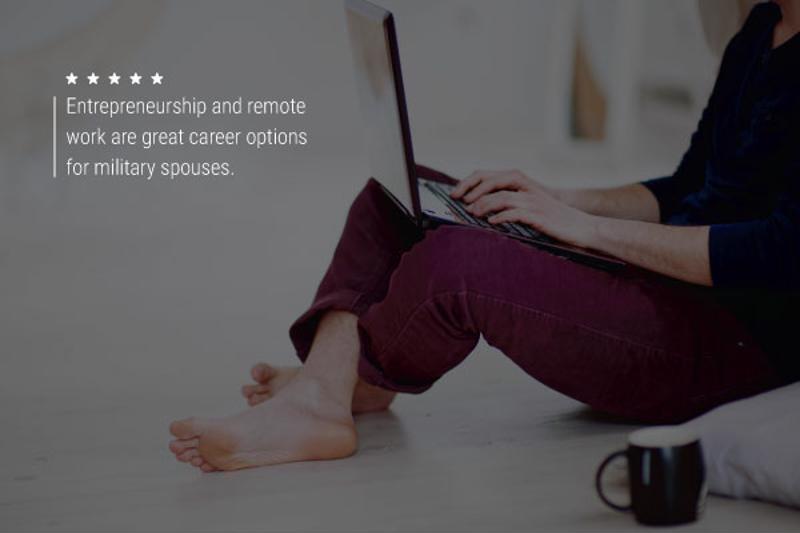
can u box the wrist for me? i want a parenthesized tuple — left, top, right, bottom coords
(577, 213, 604, 249)
(549, 187, 571, 204)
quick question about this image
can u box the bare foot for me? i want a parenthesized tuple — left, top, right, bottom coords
(169, 376, 357, 472)
(242, 363, 396, 414)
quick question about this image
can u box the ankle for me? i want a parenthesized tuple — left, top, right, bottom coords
(289, 371, 355, 417)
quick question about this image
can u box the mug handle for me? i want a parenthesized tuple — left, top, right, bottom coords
(595, 450, 632, 512)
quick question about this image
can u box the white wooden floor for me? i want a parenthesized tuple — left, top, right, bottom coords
(2, 350, 799, 532)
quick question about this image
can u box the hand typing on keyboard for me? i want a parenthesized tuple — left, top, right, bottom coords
(427, 181, 551, 242)
(449, 169, 596, 249)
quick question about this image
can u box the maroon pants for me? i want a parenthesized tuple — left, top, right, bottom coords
(290, 178, 777, 423)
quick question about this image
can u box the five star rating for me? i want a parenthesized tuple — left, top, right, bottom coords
(65, 72, 163, 85)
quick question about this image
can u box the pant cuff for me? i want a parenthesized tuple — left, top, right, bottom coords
(355, 323, 436, 394)
(356, 353, 434, 394)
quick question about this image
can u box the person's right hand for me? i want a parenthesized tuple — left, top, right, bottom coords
(450, 169, 550, 204)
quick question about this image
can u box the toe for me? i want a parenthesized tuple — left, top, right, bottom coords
(247, 393, 270, 406)
(251, 363, 276, 383)
(177, 449, 199, 462)
(170, 438, 199, 454)
(200, 462, 216, 473)
(242, 383, 270, 398)
(190, 456, 204, 467)
(169, 417, 205, 439)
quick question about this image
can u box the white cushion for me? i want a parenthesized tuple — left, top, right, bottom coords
(683, 383, 800, 508)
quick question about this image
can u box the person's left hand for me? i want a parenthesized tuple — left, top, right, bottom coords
(466, 188, 597, 248)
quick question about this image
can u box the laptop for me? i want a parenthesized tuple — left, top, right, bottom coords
(344, 0, 625, 271)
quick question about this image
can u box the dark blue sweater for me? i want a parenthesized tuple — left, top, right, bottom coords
(643, 2, 800, 380)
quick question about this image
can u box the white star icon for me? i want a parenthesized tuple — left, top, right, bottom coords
(66, 72, 78, 85)
(109, 73, 120, 85)
(130, 72, 142, 85)
(151, 72, 163, 85)
(87, 72, 99, 85)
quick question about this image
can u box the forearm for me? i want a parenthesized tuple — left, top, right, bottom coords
(583, 217, 712, 285)
(458, 171, 709, 284)
(552, 183, 660, 223)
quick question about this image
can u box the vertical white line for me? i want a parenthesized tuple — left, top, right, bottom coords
(52, 96, 57, 178)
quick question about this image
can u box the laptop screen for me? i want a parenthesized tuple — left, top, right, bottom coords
(345, 0, 419, 217)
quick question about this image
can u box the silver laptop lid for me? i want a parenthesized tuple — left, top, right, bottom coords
(345, 0, 421, 217)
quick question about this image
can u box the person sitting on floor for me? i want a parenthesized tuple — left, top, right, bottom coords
(168, 0, 800, 472)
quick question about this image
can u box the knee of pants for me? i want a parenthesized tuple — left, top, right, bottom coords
(346, 178, 390, 222)
(341, 178, 419, 249)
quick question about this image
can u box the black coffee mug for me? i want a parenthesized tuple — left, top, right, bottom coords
(595, 426, 706, 526)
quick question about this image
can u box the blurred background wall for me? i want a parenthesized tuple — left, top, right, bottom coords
(0, 1, 750, 399)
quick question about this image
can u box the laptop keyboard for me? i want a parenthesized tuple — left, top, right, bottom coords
(423, 181, 554, 243)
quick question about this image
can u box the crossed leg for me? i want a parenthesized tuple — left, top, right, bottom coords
(168, 179, 776, 472)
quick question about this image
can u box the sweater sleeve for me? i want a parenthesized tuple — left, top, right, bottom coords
(710, 182, 800, 289)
